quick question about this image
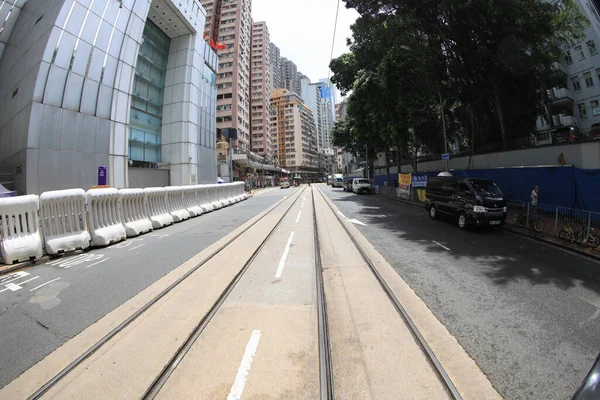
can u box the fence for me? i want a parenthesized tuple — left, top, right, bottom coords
(372, 184, 600, 248)
(0, 182, 247, 264)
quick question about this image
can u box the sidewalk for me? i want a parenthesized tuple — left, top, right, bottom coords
(375, 192, 600, 262)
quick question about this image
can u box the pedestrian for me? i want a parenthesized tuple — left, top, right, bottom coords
(530, 185, 539, 215)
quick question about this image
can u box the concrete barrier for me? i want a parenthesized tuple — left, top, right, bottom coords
(0, 195, 44, 264)
(40, 189, 90, 255)
(87, 188, 126, 247)
(120, 189, 153, 237)
(198, 185, 215, 213)
(145, 188, 174, 229)
(165, 187, 190, 222)
(184, 186, 203, 217)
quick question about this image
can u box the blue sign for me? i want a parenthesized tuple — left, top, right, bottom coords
(412, 175, 428, 188)
(320, 86, 332, 99)
(98, 166, 107, 186)
(442, 153, 450, 161)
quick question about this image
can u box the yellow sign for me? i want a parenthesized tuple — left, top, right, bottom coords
(399, 173, 412, 186)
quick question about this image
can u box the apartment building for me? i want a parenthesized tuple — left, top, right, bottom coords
(535, 0, 600, 142)
(271, 89, 318, 177)
(0, 0, 218, 194)
(250, 21, 273, 160)
(201, 0, 252, 150)
(270, 42, 284, 89)
(300, 78, 335, 154)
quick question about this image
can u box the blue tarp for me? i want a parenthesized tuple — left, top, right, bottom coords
(376, 166, 600, 213)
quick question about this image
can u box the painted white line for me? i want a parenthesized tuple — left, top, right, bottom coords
(86, 258, 109, 268)
(128, 244, 146, 251)
(301, 201, 305, 209)
(295, 210, 302, 224)
(432, 241, 451, 251)
(337, 211, 346, 218)
(348, 218, 367, 226)
(30, 278, 61, 292)
(274, 231, 295, 279)
(16, 276, 39, 286)
(227, 330, 262, 400)
(5, 283, 21, 291)
(0, 271, 29, 285)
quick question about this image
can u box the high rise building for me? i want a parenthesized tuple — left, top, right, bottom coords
(0, 0, 218, 194)
(300, 78, 335, 154)
(201, 0, 252, 151)
(250, 21, 272, 160)
(281, 58, 303, 95)
(269, 42, 283, 89)
(271, 89, 318, 177)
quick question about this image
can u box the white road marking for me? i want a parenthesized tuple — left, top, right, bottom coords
(47, 254, 89, 266)
(0, 271, 29, 285)
(16, 276, 39, 286)
(112, 239, 143, 249)
(432, 241, 451, 251)
(5, 283, 21, 292)
(148, 234, 169, 239)
(337, 211, 346, 218)
(58, 254, 105, 269)
(227, 330, 262, 400)
(30, 278, 61, 292)
(86, 258, 109, 268)
(274, 231, 295, 279)
(301, 201, 305, 208)
(348, 218, 367, 226)
(128, 244, 146, 251)
(295, 210, 302, 223)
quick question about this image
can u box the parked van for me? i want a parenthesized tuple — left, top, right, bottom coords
(425, 176, 507, 229)
(352, 178, 371, 194)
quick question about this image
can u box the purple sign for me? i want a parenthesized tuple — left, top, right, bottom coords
(98, 166, 107, 186)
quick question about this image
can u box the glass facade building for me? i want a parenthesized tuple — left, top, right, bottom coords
(0, 0, 218, 194)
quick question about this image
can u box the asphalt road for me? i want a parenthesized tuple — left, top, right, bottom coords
(320, 184, 600, 400)
(0, 186, 295, 389)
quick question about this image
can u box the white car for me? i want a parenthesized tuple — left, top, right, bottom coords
(352, 178, 371, 194)
(280, 180, 290, 189)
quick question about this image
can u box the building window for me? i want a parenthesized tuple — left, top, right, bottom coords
(592, 100, 600, 116)
(578, 103, 587, 118)
(575, 45, 585, 60)
(572, 76, 582, 91)
(585, 71, 595, 87)
(588, 40, 598, 55)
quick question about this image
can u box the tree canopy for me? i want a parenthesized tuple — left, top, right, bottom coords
(331, 0, 588, 165)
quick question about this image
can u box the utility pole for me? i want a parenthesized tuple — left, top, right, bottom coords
(365, 143, 370, 181)
(228, 137, 234, 182)
(439, 90, 449, 172)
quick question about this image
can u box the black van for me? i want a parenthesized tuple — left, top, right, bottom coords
(424, 176, 507, 229)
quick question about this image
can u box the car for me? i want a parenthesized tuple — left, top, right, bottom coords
(424, 175, 507, 229)
(332, 177, 344, 188)
(352, 178, 371, 194)
(343, 178, 353, 192)
(280, 180, 290, 189)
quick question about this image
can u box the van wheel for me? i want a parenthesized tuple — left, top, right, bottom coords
(429, 205, 438, 220)
(458, 212, 468, 230)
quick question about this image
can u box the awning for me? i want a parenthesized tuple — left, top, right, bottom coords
(0, 183, 16, 197)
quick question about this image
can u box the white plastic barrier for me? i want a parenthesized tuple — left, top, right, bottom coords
(0, 195, 43, 264)
(184, 186, 203, 217)
(40, 189, 90, 255)
(145, 188, 174, 229)
(87, 188, 126, 247)
(120, 189, 153, 237)
(197, 185, 214, 213)
(219, 184, 232, 206)
(235, 182, 247, 202)
(165, 187, 190, 222)
(208, 184, 224, 209)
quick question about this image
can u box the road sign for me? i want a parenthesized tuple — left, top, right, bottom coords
(442, 153, 450, 161)
(98, 166, 107, 186)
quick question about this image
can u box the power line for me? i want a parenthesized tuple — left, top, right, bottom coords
(326, 0, 341, 92)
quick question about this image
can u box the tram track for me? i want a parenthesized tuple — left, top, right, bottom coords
(312, 186, 463, 400)
(27, 186, 307, 400)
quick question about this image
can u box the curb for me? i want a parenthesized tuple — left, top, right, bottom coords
(375, 193, 600, 262)
(0, 256, 50, 277)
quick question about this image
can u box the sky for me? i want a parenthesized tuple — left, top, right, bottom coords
(252, 0, 359, 85)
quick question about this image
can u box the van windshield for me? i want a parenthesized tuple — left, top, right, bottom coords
(470, 180, 503, 196)
(356, 179, 369, 184)
(334, 178, 343, 182)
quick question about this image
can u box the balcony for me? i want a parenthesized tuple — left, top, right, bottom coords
(548, 87, 573, 108)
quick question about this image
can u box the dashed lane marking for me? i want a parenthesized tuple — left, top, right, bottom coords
(227, 330, 262, 400)
(432, 241, 451, 251)
(30, 278, 61, 292)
